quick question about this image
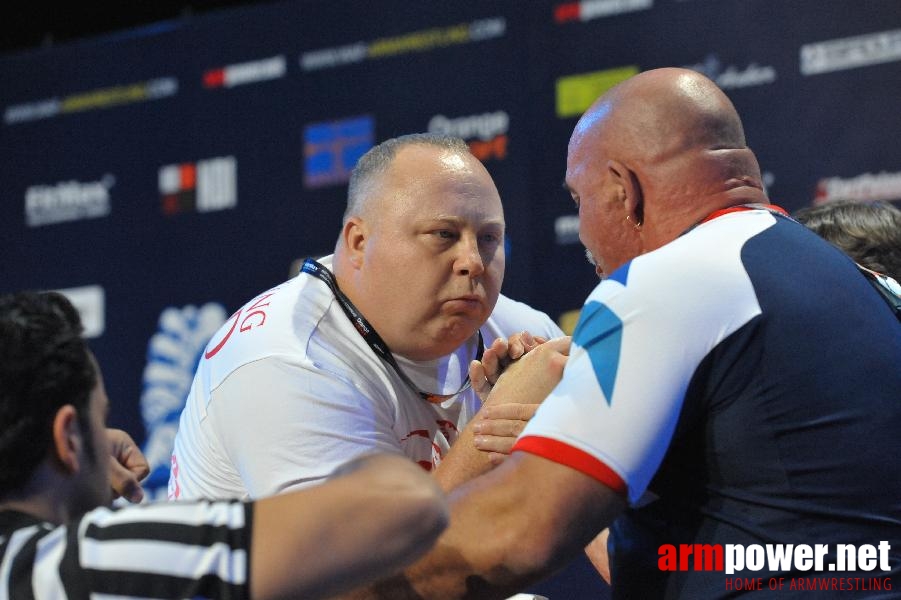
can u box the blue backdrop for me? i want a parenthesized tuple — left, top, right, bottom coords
(3, 1, 900, 596)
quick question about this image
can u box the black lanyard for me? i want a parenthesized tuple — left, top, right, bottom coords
(301, 257, 484, 404)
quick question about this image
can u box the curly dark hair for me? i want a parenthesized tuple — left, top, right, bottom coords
(0, 291, 97, 496)
(794, 200, 901, 282)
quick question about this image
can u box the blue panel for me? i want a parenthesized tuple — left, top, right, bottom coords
(572, 300, 623, 404)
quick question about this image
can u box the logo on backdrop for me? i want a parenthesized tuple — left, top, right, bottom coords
(801, 28, 901, 76)
(554, 214, 580, 245)
(685, 55, 777, 89)
(556, 66, 638, 118)
(4, 77, 178, 125)
(25, 174, 114, 227)
(814, 171, 901, 205)
(303, 115, 374, 189)
(428, 111, 509, 161)
(140, 302, 227, 499)
(300, 17, 506, 71)
(203, 55, 286, 89)
(54, 285, 106, 338)
(553, 0, 653, 24)
(158, 156, 238, 215)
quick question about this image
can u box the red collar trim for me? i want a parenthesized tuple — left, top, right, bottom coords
(698, 203, 789, 225)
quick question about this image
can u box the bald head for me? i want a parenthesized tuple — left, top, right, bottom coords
(566, 68, 768, 276)
(572, 67, 753, 173)
(344, 133, 472, 224)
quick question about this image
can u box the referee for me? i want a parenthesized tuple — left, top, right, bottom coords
(0, 290, 448, 599)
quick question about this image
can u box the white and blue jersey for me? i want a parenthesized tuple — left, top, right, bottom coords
(514, 206, 901, 596)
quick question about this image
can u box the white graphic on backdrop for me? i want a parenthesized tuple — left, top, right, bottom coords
(140, 303, 227, 499)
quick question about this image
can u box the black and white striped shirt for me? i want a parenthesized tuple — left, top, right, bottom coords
(0, 501, 252, 599)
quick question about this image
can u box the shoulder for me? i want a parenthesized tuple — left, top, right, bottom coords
(604, 214, 773, 308)
(200, 273, 333, 368)
(484, 294, 564, 339)
(580, 225, 765, 350)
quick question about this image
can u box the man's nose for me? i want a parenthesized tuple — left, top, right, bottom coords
(455, 235, 485, 278)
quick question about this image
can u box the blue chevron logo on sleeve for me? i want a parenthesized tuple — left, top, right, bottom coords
(572, 300, 623, 405)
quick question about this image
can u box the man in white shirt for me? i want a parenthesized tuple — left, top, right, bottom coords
(169, 133, 563, 501)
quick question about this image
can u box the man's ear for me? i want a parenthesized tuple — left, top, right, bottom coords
(51, 405, 83, 474)
(340, 216, 368, 269)
(607, 159, 644, 226)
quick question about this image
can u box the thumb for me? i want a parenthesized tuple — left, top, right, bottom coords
(109, 456, 145, 503)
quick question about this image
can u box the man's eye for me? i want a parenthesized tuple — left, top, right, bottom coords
(435, 230, 457, 239)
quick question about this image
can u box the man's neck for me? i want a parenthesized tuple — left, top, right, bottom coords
(0, 498, 64, 525)
(0, 468, 74, 525)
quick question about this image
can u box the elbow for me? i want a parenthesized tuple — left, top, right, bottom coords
(383, 481, 450, 564)
(504, 522, 572, 578)
(479, 505, 594, 587)
(405, 484, 451, 553)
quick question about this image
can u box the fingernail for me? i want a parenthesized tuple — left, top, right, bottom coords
(473, 422, 483, 434)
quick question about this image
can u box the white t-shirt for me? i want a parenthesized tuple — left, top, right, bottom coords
(169, 255, 562, 500)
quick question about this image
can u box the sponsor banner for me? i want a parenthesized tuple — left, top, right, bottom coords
(303, 115, 374, 189)
(25, 174, 114, 227)
(54, 285, 105, 338)
(554, 0, 653, 24)
(685, 55, 776, 89)
(556, 66, 638, 118)
(159, 156, 238, 215)
(4, 77, 177, 125)
(428, 110, 509, 161)
(203, 55, 286, 88)
(814, 171, 901, 205)
(801, 28, 901, 76)
(300, 17, 506, 72)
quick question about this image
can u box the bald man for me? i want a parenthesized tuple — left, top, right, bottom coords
(345, 68, 901, 598)
(169, 133, 563, 501)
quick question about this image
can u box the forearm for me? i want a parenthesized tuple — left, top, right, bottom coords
(403, 472, 557, 599)
(251, 454, 448, 600)
(341, 459, 545, 600)
(433, 339, 570, 492)
(432, 413, 495, 491)
(342, 453, 624, 600)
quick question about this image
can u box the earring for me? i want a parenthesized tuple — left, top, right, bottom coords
(625, 214, 642, 231)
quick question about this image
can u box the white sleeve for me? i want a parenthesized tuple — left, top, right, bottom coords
(486, 294, 565, 341)
(205, 356, 403, 497)
(517, 228, 763, 504)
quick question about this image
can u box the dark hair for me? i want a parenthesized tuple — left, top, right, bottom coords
(793, 200, 901, 282)
(344, 133, 471, 223)
(0, 291, 97, 496)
